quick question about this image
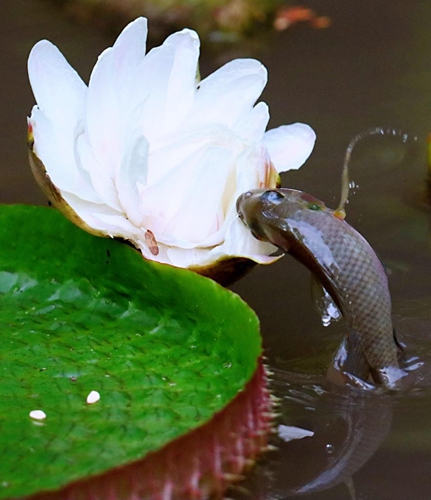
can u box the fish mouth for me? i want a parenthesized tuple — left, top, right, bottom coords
(236, 191, 253, 221)
(236, 188, 281, 213)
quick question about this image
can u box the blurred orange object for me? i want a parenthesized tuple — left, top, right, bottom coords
(312, 16, 332, 29)
(274, 5, 331, 31)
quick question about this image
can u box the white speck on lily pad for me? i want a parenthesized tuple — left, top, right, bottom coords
(29, 410, 46, 420)
(86, 391, 100, 404)
(278, 424, 314, 442)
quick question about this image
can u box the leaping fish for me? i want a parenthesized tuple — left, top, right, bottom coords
(236, 129, 407, 389)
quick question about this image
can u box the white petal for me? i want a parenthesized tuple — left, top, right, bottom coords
(194, 59, 267, 129)
(164, 214, 280, 269)
(163, 30, 200, 133)
(217, 217, 278, 262)
(165, 245, 208, 268)
(163, 219, 279, 269)
(189, 144, 274, 250)
(131, 29, 200, 142)
(138, 152, 202, 238)
(194, 144, 268, 248)
(264, 123, 316, 172)
(86, 19, 148, 178)
(232, 101, 269, 143)
(116, 130, 149, 226)
(75, 131, 121, 210)
(28, 40, 86, 128)
(161, 146, 233, 245)
(112, 17, 148, 90)
(86, 55, 120, 173)
(148, 124, 242, 185)
(140, 144, 233, 246)
(234, 144, 272, 194)
(30, 108, 100, 204)
(111, 18, 149, 124)
(60, 191, 140, 239)
(94, 213, 142, 238)
(199, 146, 280, 265)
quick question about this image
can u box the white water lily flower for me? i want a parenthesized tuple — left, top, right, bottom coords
(27, 17, 315, 283)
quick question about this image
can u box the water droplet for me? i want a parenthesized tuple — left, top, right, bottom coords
(319, 292, 342, 327)
(326, 444, 334, 454)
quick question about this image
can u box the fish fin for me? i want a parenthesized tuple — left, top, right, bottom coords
(310, 274, 342, 326)
(326, 338, 349, 385)
(340, 330, 372, 382)
(393, 328, 405, 351)
(326, 339, 375, 389)
(392, 328, 409, 369)
(327, 337, 375, 389)
(343, 372, 377, 390)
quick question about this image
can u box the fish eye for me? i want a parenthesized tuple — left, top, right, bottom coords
(261, 190, 285, 203)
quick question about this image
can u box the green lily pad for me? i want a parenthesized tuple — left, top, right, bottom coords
(0, 205, 261, 499)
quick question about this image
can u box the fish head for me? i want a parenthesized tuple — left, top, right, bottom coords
(236, 188, 329, 244)
(236, 188, 286, 241)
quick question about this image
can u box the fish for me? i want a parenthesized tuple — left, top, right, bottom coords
(236, 187, 405, 389)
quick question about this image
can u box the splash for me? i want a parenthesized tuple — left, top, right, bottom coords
(335, 127, 415, 219)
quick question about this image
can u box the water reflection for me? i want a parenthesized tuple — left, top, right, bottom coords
(228, 370, 393, 499)
(229, 241, 431, 499)
(271, 377, 392, 498)
(229, 314, 431, 500)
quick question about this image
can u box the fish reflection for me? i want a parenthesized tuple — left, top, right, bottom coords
(276, 382, 391, 497)
(234, 373, 393, 499)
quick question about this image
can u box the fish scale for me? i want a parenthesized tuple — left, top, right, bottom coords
(237, 188, 403, 388)
(291, 207, 398, 370)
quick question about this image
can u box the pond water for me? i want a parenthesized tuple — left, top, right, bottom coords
(2, 1, 431, 499)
